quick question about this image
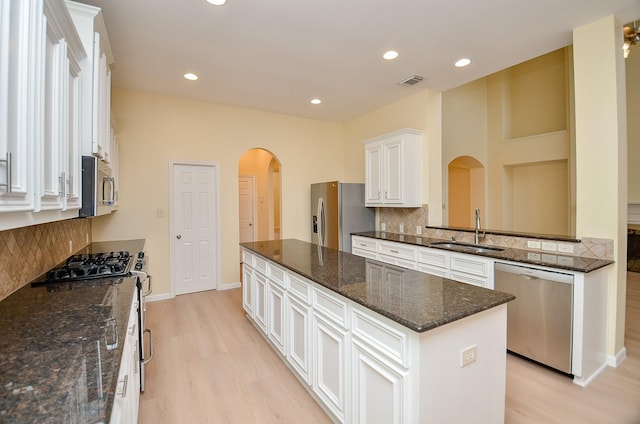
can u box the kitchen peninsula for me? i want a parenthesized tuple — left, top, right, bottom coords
(241, 239, 514, 423)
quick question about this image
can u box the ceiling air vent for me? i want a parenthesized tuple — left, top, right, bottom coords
(398, 74, 425, 86)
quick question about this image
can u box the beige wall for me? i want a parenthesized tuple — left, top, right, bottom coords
(442, 49, 572, 234)
(628, 48, 640, 202)
(343, 89, 443, 225)
(92, 89, 344, 294)
(574, 16, 628, 359)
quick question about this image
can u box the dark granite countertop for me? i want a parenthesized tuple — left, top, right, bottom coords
(241, 239, 514, 333)
(0, 239, 144, 423)
(353, 231, 614, 273)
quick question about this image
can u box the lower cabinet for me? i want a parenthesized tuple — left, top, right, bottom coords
(110, 294, 140, 423)
(253, 272, 268, 332)
(286, 294, 312, 384)
(312, 312, 349, 423)
(351, 339, 408, 424)
(267, 283, 286, 355)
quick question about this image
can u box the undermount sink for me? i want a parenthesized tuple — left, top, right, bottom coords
(429, 241, 505, 253)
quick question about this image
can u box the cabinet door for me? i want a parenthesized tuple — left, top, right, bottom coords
(242, 264, 254, 315)
(267, 283, 286, 355)
(364, 143, 383, 204)
(286, 294, 311, 384)
(382, 139, 403, 204)
(313, 313, 348, 423)
(351, 339, 407, 424)
(253, 271, 268, 332)
(0, 0, 36, 213)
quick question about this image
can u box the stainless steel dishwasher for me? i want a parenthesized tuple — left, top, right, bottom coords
(494, 262, 574, 374)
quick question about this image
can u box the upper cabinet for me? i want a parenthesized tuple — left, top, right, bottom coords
(66, 1, 114, 160)
(363, 129, 423, 207)
(0, 0, 87, 230)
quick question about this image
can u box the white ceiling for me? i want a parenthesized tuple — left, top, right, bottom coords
(75, 0, 640, 122)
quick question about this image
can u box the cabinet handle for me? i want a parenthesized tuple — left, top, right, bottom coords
(58, 172, 66, 197)
(0, 152, 12, 193)
(142, 328, 154, 365)
(66, 175, 73, 199)
(359, 243, 366, 247)
(142, 274, 153, 297)
(384, 191, 388, 199)
(117, 374, 128, 398)
(390, 249, 399, 254)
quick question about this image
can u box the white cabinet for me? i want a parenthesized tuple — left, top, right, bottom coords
(242, 252, 254, 316)
(363, 129, 422, 207)
(312, 286, 350, 423)
(0, 0, 85, 228)
(110, 292, 140, 424)
(449, 252, 493, 288)
(66, 1, 114, 159)
(38, 0, 85, 213)
(0, 0, 38, 214)
(353, 236, 495, 288)
(253, 271, 268, 333)
(351, 339, 408, 424)
(378, 241, 417, 270)
(416, 246, 449, 278)
(286, 292, 312, 384)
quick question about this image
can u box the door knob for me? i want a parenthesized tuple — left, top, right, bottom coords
(176, 234, 182, 239)
(249, 223, 252, 226)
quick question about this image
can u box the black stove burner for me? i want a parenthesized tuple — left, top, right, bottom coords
(42, 251, 133, 283)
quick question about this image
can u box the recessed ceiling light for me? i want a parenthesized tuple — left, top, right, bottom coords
(455, 58, 471, 68)
(310, 99, 322, 105)
(184, 73, 198, 81)
(383, 50, 399, 60)
(207, 0, 226, 5)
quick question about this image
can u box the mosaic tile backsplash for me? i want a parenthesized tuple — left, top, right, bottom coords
(0, 219, 91, 300)
(377, 204, 613, 260)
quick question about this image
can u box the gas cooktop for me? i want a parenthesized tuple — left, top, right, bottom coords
(37, 251, 134, 284)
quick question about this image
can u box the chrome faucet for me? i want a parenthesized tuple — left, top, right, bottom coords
(474, 208, 485, 244)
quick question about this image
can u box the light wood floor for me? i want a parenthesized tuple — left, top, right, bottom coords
(139, 273, 640, 424)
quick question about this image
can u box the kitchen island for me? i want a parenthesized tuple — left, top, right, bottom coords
(241, 239, 515, 424)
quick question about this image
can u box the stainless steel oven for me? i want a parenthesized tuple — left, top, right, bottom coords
(130, 252, 154, 392)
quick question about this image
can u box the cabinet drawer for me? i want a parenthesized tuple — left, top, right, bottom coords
(268, 263, 286, 289)
(379, 242, 416, 261)
(313, 286, 349, 329)
(417, 263, 449, 278)
(352, 236, 377, 252)
(242, 250, 255, 267)
(450, 253, 490, 278)
(352, 307, 409, 367)
(352, 247, 378, 260)
(417, 247, 449, 269)
(287, 273, 312, 304)
(254, 255, 268, 276)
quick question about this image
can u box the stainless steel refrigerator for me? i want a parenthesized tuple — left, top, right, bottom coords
(311, 181, 375, 252)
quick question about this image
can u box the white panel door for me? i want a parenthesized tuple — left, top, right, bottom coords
(172, 163, 218, 295)
(238, 175, 255, 260)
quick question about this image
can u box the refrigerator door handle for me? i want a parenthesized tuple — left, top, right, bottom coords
(317, 197, 325, 246)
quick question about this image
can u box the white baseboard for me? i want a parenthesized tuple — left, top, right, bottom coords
(607, 347, 627, 367)
(146, 292, 175, 302)
(218, 282, 241, 290)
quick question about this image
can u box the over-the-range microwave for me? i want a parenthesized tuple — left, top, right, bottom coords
(79, 156, 116, 217)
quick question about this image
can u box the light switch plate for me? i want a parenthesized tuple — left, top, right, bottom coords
(557, 243, 574, 254)
(527, 240, 541, 249)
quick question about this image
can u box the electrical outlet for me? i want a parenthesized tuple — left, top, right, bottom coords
(399, 224, 404, 233)
(541, 241, 557, 252)
(381, 222, 386, 231)
(68, 240, 73, 254)
(416, 226, 422, 235)
(460, 344, 477, 367)
(557, 243, 574, 254)
(527, 240, 541, 249)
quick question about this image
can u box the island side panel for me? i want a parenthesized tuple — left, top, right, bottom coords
(418, 304, 508, 423)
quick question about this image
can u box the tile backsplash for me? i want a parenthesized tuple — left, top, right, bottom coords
(377, 204, 613, 260)
(0, 219, 91, 300)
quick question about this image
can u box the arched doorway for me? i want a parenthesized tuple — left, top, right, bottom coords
(238, 148, 282, 247)
(448, 156, 484, 228)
